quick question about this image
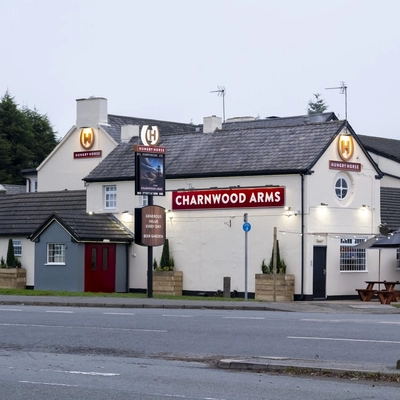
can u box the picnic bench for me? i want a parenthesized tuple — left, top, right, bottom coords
(356, 281, 400, 305)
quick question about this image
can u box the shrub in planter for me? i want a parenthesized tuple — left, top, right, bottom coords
(6, 239, 16, 268)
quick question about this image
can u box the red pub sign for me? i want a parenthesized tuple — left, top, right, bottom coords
(172, 187, 285, 210)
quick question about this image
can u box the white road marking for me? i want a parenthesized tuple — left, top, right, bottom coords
(50, 369, 119, 376)
(0, 308, 22, 312)
(19, 380, 78, 387)
(103, 312, 135, 315)
(46, 310, 73, 313)
(0, 323, 166, 333)
(288, 336, 400, 344)
(380, 321, 400, 325)
(223, 317, 264, 320)
(162, 314, 193, 318)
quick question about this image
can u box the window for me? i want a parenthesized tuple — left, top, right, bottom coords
(397, 249, 400, 270)
(47, 243, 66, 264)
(335, 177, 349, 200)
(340, 238, 366, 271)
(104, 185, 117, 209)
(13, 240, 22, 256)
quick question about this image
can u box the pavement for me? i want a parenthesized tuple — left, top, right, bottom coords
(0, 294, 399, 379)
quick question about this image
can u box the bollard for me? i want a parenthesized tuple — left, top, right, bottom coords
(223, 277, 231, 298)
(397, 360, 400, 370)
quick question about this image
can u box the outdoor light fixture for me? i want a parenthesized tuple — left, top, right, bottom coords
(122, 210, 129, 213)
(88, 211, 94, 215)
(320, 202, 328, 207)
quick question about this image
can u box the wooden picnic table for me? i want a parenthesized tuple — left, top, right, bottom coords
(356, 281, 400, 304)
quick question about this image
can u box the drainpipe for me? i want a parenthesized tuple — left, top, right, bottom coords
(300, 173, 305, 300)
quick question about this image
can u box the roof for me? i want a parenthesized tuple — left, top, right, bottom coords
(29, 212, 133, 243)
(85, 118, 350, 182)
(223, 112, 338, 130)
(0, 190, 133, 242)
(0, 184, 26, 195)
(380, 187, 400, 231)
(359, 135, 400, 164)
(101, 114, 199, 143)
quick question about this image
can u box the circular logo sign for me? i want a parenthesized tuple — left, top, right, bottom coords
(141, 125, 160, 146)
(80, 128, 95, 150)
(337, 134, 354, 162)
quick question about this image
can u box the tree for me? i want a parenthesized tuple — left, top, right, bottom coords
(307, 93, 328, 114)
(0, 91, 59, 184)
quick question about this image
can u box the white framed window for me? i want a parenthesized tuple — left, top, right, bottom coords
(141, 195, 148, 206)
(13, 240, 22, 256)
(340, 238, 366, 271)
(47, 243, 66, 264)
(335, 176, 349, 200)
(104, 185, 117, 209)
(397, 249, 400, 270)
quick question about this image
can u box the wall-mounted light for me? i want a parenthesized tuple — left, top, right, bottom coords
(88, 211, 94, 215)
(122, 210, 129, 214)
(320, 202, 328, 207)
(165, 209, 171, 213)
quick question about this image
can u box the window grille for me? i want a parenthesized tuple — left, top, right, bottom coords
(104, 185, 117, 209)
(340, 238, 366, 271)
(47, 243, 66, 264)
(13, 239, 22, 256)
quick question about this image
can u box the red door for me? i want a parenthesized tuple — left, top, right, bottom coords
(85, 244, 116, 293)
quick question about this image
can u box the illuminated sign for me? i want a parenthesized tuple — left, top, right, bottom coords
(74, 150, 102, 159)
(172, 187, 285, 210)
(134, 205, 166, 247)
(80, 128, 95, 150)
(337, 134, 354, 162)
(141, 125, 160, 146)
(329, 160, 361, 171)
(135, 153, 165, 196)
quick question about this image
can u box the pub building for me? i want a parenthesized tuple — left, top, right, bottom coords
(1, 96, 399, 299)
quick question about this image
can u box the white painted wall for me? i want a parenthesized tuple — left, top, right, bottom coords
(85, 131, 400, 297)
(0, 238, 35, 286)
(37, 126, 117, 192)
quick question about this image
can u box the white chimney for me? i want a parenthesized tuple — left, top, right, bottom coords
(121, 125, 139, 142)
(76, 97, 108, 128)
(203, 115, 222, 133)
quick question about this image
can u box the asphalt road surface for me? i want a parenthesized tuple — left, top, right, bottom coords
(0, 305, 399, 399)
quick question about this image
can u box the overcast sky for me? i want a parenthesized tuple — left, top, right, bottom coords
(1, 0, 399, 139)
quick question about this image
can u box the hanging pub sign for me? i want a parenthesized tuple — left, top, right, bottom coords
(172, 187, 285, 210)
(134, 205, 166, 247)
(134, 126, 166, 196)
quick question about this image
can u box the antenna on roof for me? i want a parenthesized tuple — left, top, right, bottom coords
(210, 86, 226, 123)
(326, 81, 348, 121)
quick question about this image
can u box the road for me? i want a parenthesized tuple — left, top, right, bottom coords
(0, 305, 399, 399)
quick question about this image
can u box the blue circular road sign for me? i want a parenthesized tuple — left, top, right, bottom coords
(243, 222, 251, 232)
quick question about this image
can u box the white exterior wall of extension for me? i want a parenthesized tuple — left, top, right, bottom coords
(85, 130, 400, 297)
(37, 126, 117, 192)
(368, 152, 400, 188)
(0, 238, 35, 286)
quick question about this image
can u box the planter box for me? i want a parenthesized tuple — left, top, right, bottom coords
(0, 268, 26, 289)
(255, 273, 294, 301)
(153, 271, 183, 296)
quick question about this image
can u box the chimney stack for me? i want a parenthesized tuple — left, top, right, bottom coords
(203, 115, 222, 133)
(76, 97, 108, 128)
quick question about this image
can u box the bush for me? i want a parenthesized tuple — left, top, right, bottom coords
(159, 239, 174, 271)
(6, 239, 15, 268)
(262, 239, 287, 274)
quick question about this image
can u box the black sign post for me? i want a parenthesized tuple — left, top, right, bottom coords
(134, 143, 166, 298)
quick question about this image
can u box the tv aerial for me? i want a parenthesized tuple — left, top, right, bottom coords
(326, 81, 348, 121)
(210, 86, 226, 122)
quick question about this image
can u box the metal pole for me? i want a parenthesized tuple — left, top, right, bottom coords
(147, 195, 154, 298)
(244, 213, 248, 301)
(273, 227, 277, 302)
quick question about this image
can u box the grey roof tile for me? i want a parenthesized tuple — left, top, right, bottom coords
(0, 190, 133, 241)
(359, 135, 400, 163)
(85, 119, 346, 182)
(101, 114, 198, 143)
